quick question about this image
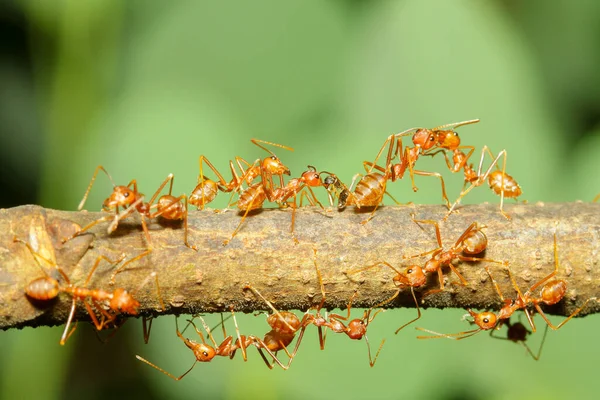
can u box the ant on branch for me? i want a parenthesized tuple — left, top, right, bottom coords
(365, 119, 481, 206)
(244, 248, 385, 367)
(319, 170, 405, 225)
(136, 311, 290, 380)
(347, 261, 426, 334)
(62, 166, 197, 251)
(16, 236, 163, 345)
(416, 233, 596, 340)
(223, 165, 328, 245)
(404, 217, 507, 296)
(189, 139, 292, 210)
(427, 145, 522, 220)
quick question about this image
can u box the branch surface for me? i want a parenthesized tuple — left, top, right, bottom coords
(1, 203, 599, 330)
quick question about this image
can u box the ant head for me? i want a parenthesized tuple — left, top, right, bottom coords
(193, 343, 217, 362)
(412, 129, 437, 151)
(402, 266, 426, 287)
(436, 130, 460, 150)
(103, 186, 139, 209)
(262, 156, 290, 176)
(300, 169, 322, 187)
(346, 319, 367, 340)
(469, 310, 497, 330)
(25, 277, 60, 301)
(110, 288, 140, 315)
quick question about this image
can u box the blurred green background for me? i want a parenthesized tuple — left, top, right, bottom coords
(1, 0, 600, 399)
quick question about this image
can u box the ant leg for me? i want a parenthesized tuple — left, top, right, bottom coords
(415, 326, 483, 340)
(61, 215, 115, 244)
(395, 287, 421, 334)
(78, 165, 116, 211)
(413, 170, 451, 208)
(525, 233, 560, 296)
(411, 217, 443, 248)
(106, 195, 147, 235)
(365, 334, 386, 367)
(89, 299, 117, 330)
(527, 323, 548, 360)
(242, 284, 297, 333)
(422, 268, 446, 298)
(484, 267, 507, 302)
(60, 299, 78, 345)
(109, 249, 152, 285)
(366, 135, 394, 175)
(143, 316, 154, 344)
(136, 355, 198, 381)
(229, 309, 248, 362)
(223, 195, 264, 246)
(535, 297, 597, 330)
(328, 292, 358, 322)
(84, 254, 126, 287)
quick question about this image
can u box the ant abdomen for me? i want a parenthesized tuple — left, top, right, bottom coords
(488, 170, 522, 198)
(25, 277, 59, 301)
(540, 280, 567, 306)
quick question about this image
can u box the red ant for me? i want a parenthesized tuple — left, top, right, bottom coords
(223, 165, 327, 245)
(417, 233, 596, 340)
(430, 145, 522, 220)
(189, 139, 292, 210)
(63, 166, 197, 251)
(136, 312, 289, 379)
(347, 261, 426, 334)
(16, 236, 163, 345)
(268, 166, 329, 243)
(404, 217, 507, 296)
(362, 119, 481, 210)
(319, 170, 404, 225)
(489, 314, 549, 360)
(244, 248, 385, 367)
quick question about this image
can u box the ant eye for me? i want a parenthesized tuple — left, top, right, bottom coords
(124, 192, 130, 198)
(429, 136, 435, 141)
(313, 174, 319, 179)
(483, 318, 489, 323)
(407, 268, 413, 273)
(454, 132, 459, 136)
(202, 351, 209, 357)
(270, 156, 277, 160)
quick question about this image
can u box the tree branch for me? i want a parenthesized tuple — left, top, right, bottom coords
(1, 203, 599, 330)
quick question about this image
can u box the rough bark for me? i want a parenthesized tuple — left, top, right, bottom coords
(1, 203, 599, 331)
